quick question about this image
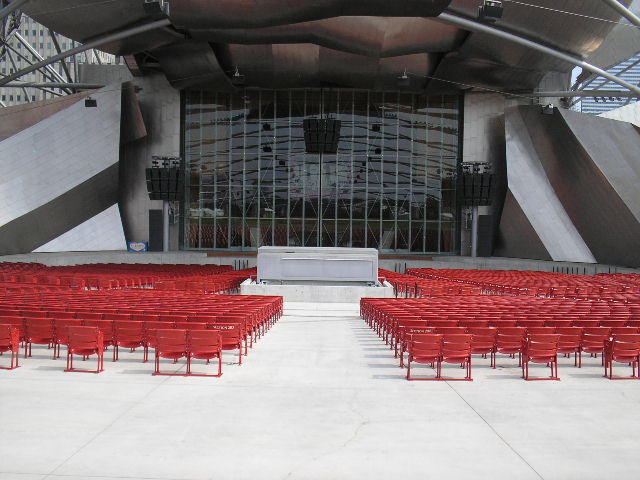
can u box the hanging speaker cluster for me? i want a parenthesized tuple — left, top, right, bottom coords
(145, 167, 184, 201)
(303, 119, 341, 154)
(457, 163, 493, 206)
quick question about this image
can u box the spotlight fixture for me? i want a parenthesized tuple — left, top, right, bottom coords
(397, 69, 410, 87)
(143, 0, 170, 18)
(478, 0, 503, 23)
(541, 103, 554, 115)
(262, 145, 272, 153)
(372, 124, 381, 132)
(263, 123, 272, 131)
(84, 96, 97, 108)
(374, 147, 382, 155)
(231, 66, 245, 86)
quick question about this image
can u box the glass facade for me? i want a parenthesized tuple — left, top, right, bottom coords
(183, 89, 461, 253)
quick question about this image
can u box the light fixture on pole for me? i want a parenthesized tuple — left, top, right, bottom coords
(478, 0, 503, 22)
(231, 66, 245, 86)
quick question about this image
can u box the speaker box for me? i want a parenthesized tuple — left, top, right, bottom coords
(477, 215, 494, 257)
(148, 209, 163, 252)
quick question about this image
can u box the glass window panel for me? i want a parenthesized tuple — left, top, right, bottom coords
(183, 89, 460, 253)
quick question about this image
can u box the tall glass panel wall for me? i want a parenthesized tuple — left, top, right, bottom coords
(183, 89, 460, 253)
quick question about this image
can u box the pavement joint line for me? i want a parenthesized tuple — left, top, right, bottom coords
(445, 381, 546, 480)
(41, 366, 184, 480)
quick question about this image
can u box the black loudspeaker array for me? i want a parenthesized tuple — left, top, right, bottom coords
(145, 167, 184, 201)
(303, 119, 341, 153)
(458, 171, 493, 206)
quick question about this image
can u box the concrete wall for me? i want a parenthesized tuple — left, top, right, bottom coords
(119, 73, 182, 246)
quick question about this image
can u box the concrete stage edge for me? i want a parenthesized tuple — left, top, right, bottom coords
(1, 251, 638, 274)
(241, 278, 395, 303)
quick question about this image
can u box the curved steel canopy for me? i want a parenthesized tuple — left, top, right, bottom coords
(2, 0, 638, 95)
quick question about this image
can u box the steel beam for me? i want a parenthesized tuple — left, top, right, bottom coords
(13, 32, 70, 88)
(602, 0, 640, 28)
(48, 28, 74, 85)
(0, 0, 29, 22)
(439, 11, 640, 96)
(0, 19, 171, 86)
(3, 81, 104, 89)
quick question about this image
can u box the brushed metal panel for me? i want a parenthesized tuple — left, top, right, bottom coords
(534, 107, 640, 267)
(33, 204, 126, 252)
(504, 105, 595, 263)
(0, 92, 91, 141)
(191, 17, 464, 57)
(169, 0, 451, 29)
(120, 81, 147, 144)
(0, 86, 122, 227)
(494, 189, 552, 261)
(153, 41, 235, 91)
(224, 44, 435, 91)
(0, 164, 119, 254)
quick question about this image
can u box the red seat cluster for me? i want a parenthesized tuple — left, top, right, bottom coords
(0, 263, 282, 376)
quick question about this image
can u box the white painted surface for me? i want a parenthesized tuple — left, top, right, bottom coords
(2, 302, 640, 479)
(241, 279, 394, 302)
(0, 86, 121, 227)
(257, 246, 379, 283)
(34, 204, 126, 252)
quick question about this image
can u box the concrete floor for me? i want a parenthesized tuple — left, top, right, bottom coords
(2, 302, 640, 480)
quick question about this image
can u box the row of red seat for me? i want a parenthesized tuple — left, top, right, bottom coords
(403, 331, 640, 381)
(405, 268, 640, 298)
(379, 269, 483, 297)
(0, 324, 229, 376)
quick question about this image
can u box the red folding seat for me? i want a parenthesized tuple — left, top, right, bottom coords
(0, 316, 25, 342)
(24, 318, 55, 358)
(611, 327, 640, 337)
(427, 320, 459, 328)
(440, 334, 472, 381)
(544, 320, 572, 328)
(113, 321, 147, 362)
(0, 324, 20, 369)
(187, 330, 223, 377)
(102, 313, 132, 321)
(469, 327, 497, 367)
(527, 327, 556, 336)
(65, 326, 104, 373)
(82, 320, 115, 351)
(572, 320, 600, 328)
(406, 334, 443, 381)
(207, 323, 244, 365)
(435, 327, 468, 336)
(557, 330, 582, 367)
(152, 329, 188, 375)
(581, 327, 612, 365)
(522, 334, 560, 381)
(52, 319, 84, 359)
(488, 319, 517, 328)
(176, 322, 207, 331)
(516, 319, 545, 328)
(494, 327, 527, 368)
(599, 320, 627, 328)
(48, 311, 76, 319)
(604, 334, 640, 380)
(459, 319, 489, 328)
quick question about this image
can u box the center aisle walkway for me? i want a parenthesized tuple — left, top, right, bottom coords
(2, 302, 640, 480)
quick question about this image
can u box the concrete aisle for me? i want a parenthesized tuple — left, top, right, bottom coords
(2, 302, 640, 480)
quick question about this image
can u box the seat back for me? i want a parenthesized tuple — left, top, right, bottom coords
(442, 334, 472, 357)
(0, 324, 20, 351)
(408, 334, 443, 359)
(67, 326, 103, 352)
(154, 328, 188, 352)
(25, 318, 54, 340)
(188, 330, 222, 353)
